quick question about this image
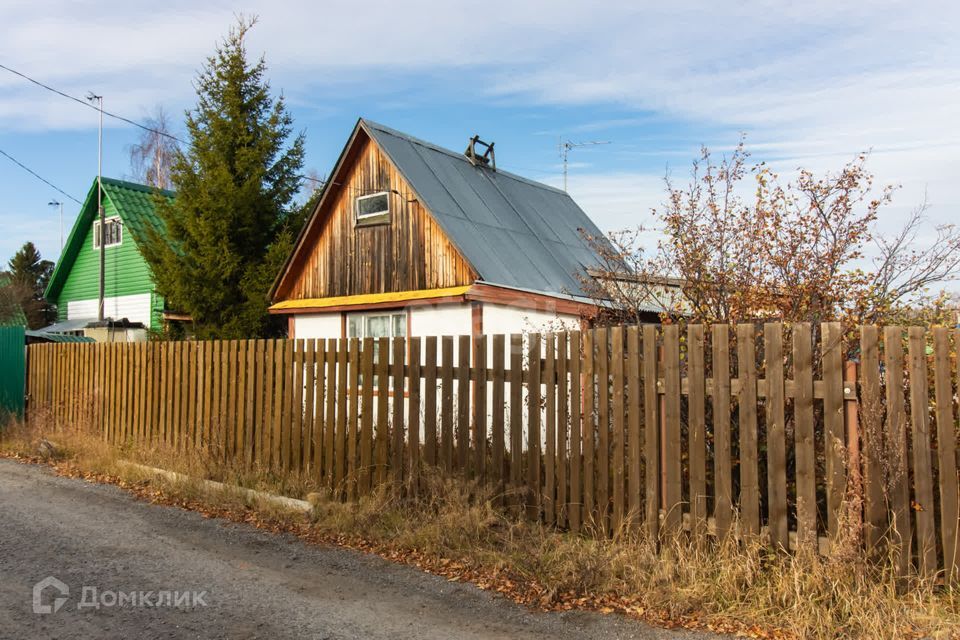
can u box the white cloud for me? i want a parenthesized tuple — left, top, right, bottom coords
(2, 0, 957, 246)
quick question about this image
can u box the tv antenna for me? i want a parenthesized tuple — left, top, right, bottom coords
(559, 138, 610, 192)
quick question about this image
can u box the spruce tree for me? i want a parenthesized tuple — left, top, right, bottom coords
(142, 16, 304, 338)
(6, 241, 55, 328)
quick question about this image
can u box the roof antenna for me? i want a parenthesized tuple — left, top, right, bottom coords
(464, 135, 496, 171)
(559, 138, 610, 192)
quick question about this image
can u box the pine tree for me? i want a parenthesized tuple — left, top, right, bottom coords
(5, 241, 55, 329)
(141, 16, 304, 339)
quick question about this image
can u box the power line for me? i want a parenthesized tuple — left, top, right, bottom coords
(2, 63, 329, 191)
(0, 147, 82, 204)
(0, 62, 185, 144)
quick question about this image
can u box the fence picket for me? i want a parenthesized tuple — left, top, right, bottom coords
(291, 339, 304, 471)
(583, 329, 596, 525)
(360, 337, 375, 495)
(933, 327, 958, 580)
(310, 339, 324, 477)
(473, 335, 487, 482)
(688, 324, 706, 541)
(793, 323, 817, 547)
(765, 323, 788, 551)
(391, 337, 406, 488)
(491, 334, 505, 498)
(642, 325, 659, 543)
(324, 339, 338, 489)
(408, 337, 422, 495)
(908, 327, 938, 577)
(662, 324, 682, 536)
(822, 322, 846, 541)
(457, 335, 470, 473)
(737, 324, 760, 538)
(441, 336, 455, 472)
(272, 340, 285, 470)
(424, 336, 439, 469)
(376, 336, 390, 485)
(334, 338, 348, 494)
(596, 327, 610, 531)
(509, 334, 522, 498)
(544, 333, 556, 526)
(883, 326, 912, 575)
(568, 331, 583, 533)
(610, 327, 625, 532)
(557, 332, 570, 528)
(859, 326, 885, 552)
(347, 338, 360, 500)
(527, 332, 541, 520)
(244, 339, 257, 466)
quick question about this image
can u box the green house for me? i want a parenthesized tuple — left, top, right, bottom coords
(44, 177, 172, 331)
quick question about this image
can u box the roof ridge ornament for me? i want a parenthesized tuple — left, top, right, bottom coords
(464, 135, 496, 171)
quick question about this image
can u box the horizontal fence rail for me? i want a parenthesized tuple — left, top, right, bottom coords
(24, 323, 960, 578)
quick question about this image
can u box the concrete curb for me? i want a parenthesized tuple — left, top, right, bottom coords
(117, 461, 313, 514)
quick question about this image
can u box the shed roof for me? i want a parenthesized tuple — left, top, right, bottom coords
(360, 120, 611, 298)
(25, 329, 95, 343)
(44, 177, 173, 301)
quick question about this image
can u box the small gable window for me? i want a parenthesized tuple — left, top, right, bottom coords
(355, 191, 390, 225)
(93, 217, 122, 249)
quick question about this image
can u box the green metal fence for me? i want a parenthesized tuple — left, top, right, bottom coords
(0, 325, 25, 420)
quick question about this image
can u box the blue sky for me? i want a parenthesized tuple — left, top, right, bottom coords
(1, 0, 958, 274)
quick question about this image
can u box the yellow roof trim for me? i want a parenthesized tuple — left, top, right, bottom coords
(269, 286, 471, 311)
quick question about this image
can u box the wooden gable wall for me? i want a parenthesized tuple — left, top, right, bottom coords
(280, 132, 477, 300)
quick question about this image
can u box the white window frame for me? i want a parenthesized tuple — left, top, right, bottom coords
(92, 216, 123, 250)
(346, 310, 407, 339)
(355, 191, 390, 222)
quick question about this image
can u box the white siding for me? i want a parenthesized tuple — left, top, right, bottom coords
(67, 293, 152, 327)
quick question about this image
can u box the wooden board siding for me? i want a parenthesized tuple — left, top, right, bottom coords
(278, 133, 476, 301)
(55, 194, 157, 325)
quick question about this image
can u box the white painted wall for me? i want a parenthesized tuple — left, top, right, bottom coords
(292, 301, 581, 364)
(293, 312, 342, 340)
(482, 303, 580, 337)
(67, 293, 152, 327)
(409, 303, 472, 338)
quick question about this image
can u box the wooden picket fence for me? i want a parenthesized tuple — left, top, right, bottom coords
(24, 322, 960, 578)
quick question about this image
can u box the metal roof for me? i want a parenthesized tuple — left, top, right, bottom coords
(45, 177, 173, 301)
(25, 330, 95, 343)
(38, 318, 95, 334)
(361, 120, 613, 298)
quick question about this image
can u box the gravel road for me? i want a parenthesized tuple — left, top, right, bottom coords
(0, 458, 721, 639)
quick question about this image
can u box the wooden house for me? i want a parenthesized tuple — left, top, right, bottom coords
(44, 177, 171, 335)
(270, 119, 627, 341)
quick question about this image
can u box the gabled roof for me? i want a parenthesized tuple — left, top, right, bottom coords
(44, 177, 173, 300)
(273, 118, 614, 301)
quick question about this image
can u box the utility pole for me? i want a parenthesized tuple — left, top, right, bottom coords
(559, 138, 610, 192)
(48, 200, 63, 253)
(87, 93, 104, 322)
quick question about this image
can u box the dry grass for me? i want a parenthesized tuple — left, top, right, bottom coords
(2, 414, 959, 639)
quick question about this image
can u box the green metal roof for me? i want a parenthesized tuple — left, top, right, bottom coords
(44, 177, 174, 301)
